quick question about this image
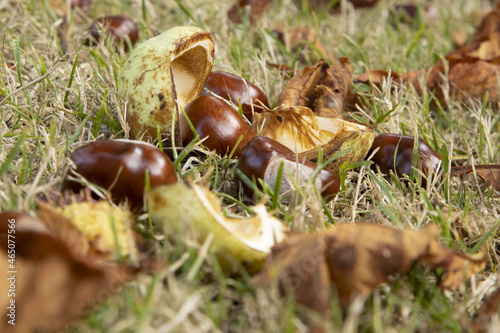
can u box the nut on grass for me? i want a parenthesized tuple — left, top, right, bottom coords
(367, 133, 442, 186)
(238, 136, 340, 202)
(253, 105, 375, 173)
(118, 26, 215, 144)
(86, 15, 139, 51)
(148, 182, 288, 274)
(201, 71, 270, 121)
(179, 95, 254, 158)
(62, 139, 177, 211)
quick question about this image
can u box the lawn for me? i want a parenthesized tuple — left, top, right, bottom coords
(0, 0, 499, 332)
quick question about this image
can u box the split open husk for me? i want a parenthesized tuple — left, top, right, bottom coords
(253, 105, 375, 173)
(148, 182, 288, 274)
(118, 26, 214, 144)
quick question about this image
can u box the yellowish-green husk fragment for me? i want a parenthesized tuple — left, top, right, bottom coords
(148, 182, 288, 274)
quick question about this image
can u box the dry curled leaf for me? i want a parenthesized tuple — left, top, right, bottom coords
(253, 223, 485, 318)
(0, 212, 135, 333)
(450, 164, 500, 192)
(228, 0, 273, 23)
(355, 55, 500, 106)
(454, 5, 500, 60)
(354, 4, 500, 107)
(313, 58, 353, 118)
(277, 58, 353, 118)
(452, 31, 469, 49)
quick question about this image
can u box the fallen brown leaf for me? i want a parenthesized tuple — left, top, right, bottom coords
(454, 5, 500, 60)
(355, 54, 500, 106)
(354, 4, 500, 107)
(277, 58, 352, 118)
(277, 60, 328, 108)
(452, 31, 469, 50)
(0, 212, 135, 333)
(450, 164, 500, 192)
(253, 223, 485, 317)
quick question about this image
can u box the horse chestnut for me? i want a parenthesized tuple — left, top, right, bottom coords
(367, 133, 441, 185)
(201, 71, 270, 121)
(238, 136, 340, 201)
(87, 15, 139, 50)
(62, 140, 177, 209)
(180, 95, 254, 158)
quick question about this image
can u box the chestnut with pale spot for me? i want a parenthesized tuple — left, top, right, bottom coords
(62, 140, 177, 210)
(237, 136, 340, 201)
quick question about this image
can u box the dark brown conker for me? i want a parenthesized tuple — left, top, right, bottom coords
(62, 140, 177, 209)
(180, 95, 254, 158)
(238, 136, 340, 201)
(201, 71, 270, 121)
(367, 133, 441, 185)
(87, 15, 139, 50)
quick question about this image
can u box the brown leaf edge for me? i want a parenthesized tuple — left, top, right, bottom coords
(253, 223, 486, 326)
(450, 164, 500, 191)
(0, 212, 138, 332)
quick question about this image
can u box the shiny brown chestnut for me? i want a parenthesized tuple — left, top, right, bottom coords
(201, 71, 270, 121)
(180, 95, 254, 158)
(367, 133, 441, 185)
(238, 136, 340, 201)
(87, 15, 139, 50)
(62, 140, 177, 209)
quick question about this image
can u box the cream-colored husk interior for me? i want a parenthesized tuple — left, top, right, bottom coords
(171, 39, 213, 108)
(192, 184, 286, 252)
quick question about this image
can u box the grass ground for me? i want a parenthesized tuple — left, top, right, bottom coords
(1, 0, 499, 332)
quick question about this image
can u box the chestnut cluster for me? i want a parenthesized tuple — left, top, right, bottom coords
(62, 71, 341, 208)
(179, 71, 342, 202)
(179, 71, 270, 158)
(63, 70, 441, 211)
